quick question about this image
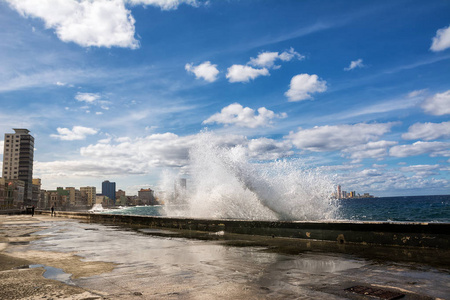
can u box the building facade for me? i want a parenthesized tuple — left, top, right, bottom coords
(102, 180, 116, 204)
(2, 129, 34, 205)
(138, 188, 157, 205)
(80, 186, 96, 207)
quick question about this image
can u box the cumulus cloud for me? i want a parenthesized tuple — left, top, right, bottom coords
(287, 123, 395, 152)
(342, 140, 398, 163)
(430, 25, 450, 52)
(36, 131, 293, 179)
(226, 47, 302, 83)
(185, 61, 219, 82)
(249, 48, 304, 68)
(344, 58, 364, 71)
(285, 73, 327, 101)
(203, 103, 287, 128)
(50, 126, 98, 141)
(247, 138, 293, 160)
(0, 140, 3, 155)
(5, 0, 139, 49)
(226, 65, 269, 83)
(75, 92, 101, 103)
(421, 90, 450, 115)
(389, 141, 450, 158)
(402, 121, 450, 141)
(399, 164, 440, 177)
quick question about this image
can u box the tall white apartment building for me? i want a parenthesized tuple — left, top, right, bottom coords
(2, 129, 34, 204)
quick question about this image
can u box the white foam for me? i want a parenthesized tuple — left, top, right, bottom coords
(157, 132, 338, 221)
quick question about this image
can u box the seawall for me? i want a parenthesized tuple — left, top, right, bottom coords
(38, 211, 450, 249)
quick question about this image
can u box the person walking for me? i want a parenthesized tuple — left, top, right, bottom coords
(51, 206, 54, 217)
(31, 205, 35, 217)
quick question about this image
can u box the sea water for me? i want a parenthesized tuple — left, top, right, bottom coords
(102, 195, 450, 222)
(337, 195, 450, 222)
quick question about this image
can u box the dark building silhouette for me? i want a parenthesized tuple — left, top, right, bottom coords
(102, 180, 116, 204)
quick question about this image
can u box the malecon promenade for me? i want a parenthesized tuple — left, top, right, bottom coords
(1, 212, 449, 300)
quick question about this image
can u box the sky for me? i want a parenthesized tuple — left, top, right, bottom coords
(0, 0, 449, 197)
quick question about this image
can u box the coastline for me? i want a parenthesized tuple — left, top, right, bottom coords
(1, 214, 449, 299)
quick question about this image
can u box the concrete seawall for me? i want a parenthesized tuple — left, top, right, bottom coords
(38, 211, 450, 249)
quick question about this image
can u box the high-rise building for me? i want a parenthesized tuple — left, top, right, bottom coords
(102, 180, 116, 204)
(2, 129, 34, 204)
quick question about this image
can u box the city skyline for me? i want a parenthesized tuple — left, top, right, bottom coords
(0, 1, 449, 197)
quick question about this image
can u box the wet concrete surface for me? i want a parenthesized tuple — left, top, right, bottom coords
(1, 215, 449, 299)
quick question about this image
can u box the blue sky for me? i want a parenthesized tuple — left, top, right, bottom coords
(0, 0, 449, 197)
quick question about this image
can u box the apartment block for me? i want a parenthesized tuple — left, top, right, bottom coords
(2, 129, 34, 204)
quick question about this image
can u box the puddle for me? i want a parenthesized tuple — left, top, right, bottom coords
(30, 264, 74, 285)
(137, 228, 180, 235)
(9, 241, 30, 245)
(273, 254, 366, 274)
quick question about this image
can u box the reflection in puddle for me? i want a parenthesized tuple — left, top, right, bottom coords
(30, 264, 73, 285)
(285, 255, 365, 274)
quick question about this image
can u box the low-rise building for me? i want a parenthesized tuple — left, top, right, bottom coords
(138, 188, 158, 205)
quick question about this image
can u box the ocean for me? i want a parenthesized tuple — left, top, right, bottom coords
(100, 194, 450, 223)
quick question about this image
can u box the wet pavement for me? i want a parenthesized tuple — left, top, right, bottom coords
(1, 215, 449, 299)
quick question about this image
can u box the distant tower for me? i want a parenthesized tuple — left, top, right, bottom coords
(337, 185, 342, 199)
(2, 129, 34, 204)
(102, 180, 116, 204)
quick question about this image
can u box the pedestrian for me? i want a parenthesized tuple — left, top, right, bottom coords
(51, 206, 54, 217)
(31, 205, 35, 217)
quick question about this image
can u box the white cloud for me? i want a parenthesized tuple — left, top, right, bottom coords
(344, 59, 364, 71)
(249, 48, 304, 68)
(285, 73, 327, 102)
(36, 132, 293, 179)
(185, 61, 219, 82)
(399, 164, 440, 177)
(226, 65, 269, 83)
(203, 103, 287, 128)
(96, 112, 103, 115)
(249, 52, 279, 68)
(408, 89, 427, 98)
(5, 0, 139, 49)
(421, 90, 450, 115)
(75, 92, 101, 103)
(389, 141, 450, 158)
(279, 47, 305, 62)
(360, 169, 382, 177)
(342, 140, 398, 162)
(402, 121, 450, 141)
(0, 140, 3, 155)
(248, 138, 293, 160)
(430, 25, 450, 52)
(127, 0, 199, 10)
(287, 123, 395, 152)
(50, 126, 98, 141)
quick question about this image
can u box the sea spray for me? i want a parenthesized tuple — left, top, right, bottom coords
(158, 132, 339, 221)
